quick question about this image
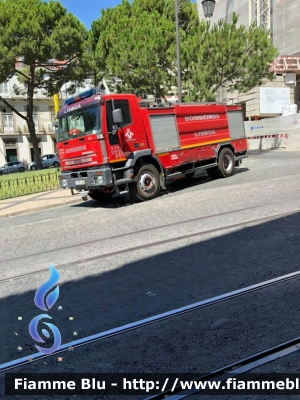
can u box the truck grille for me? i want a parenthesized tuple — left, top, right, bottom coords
(71, 172, 88, 178)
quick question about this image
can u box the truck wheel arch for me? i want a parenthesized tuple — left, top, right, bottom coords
(214, 143, 235, 159)
(125, 151, 165, 193)
(125, 151, 164, 175)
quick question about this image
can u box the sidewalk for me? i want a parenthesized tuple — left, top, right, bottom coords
(0, 188, 83, 219)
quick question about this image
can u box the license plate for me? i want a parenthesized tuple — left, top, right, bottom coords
(75, 180, 86, 185)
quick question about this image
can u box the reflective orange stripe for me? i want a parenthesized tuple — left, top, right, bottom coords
(110, 158, 127, 163)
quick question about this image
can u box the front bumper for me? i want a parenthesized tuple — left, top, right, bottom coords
(59, 166, 113, 190)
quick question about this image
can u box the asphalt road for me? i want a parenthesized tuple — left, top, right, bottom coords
(2, 279, 300, 399)
(1, 149, 300, 399)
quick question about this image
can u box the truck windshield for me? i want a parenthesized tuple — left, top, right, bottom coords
(57, 106, 101, 142)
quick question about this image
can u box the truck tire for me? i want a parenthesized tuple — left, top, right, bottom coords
(217, 147, 235, 178)
(88, 191, 113, 202)
(129, 163, 160, 202)
(207, 148, 235, 179)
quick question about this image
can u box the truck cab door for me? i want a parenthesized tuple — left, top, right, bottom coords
(105, 99, 127, 163)
(106, 100, 119, 146)
(105, 97, 146, 162)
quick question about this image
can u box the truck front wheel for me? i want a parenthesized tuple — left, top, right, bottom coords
(129, 163, 160, 202)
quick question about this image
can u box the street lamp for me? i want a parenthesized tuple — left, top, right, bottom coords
(175, 0, 216, 103)
(201, 0, 216, 19)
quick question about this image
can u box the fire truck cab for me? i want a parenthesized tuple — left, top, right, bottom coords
(56, 87, 248, 202)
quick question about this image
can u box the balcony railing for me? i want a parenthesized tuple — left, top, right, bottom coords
(271, 57, 300, 73)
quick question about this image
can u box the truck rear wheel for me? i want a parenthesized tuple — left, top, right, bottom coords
(129, 163, 160, 202)
(217, 148, 235, 178)
(207, 148, 235, 179)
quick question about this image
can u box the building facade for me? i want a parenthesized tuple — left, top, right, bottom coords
(197, 0, 300, 119)
(197, 0, 300, 55)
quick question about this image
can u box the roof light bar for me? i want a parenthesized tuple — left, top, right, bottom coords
(63, 87, 101, 106)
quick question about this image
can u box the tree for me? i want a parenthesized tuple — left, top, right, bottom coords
(0, 0, 88, 168)
(184, 13, 278, 101)
(92, 1, 278, 103)
(91, 0, 199, 100)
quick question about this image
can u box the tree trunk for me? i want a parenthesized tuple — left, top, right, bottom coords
(28, 119, 41, 168)
(27, 72, 42, 170)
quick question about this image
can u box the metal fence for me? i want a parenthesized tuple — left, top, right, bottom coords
(0, 172, 60, 200)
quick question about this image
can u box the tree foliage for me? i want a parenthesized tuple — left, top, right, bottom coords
(0, 0, 280, 168)
(91, 0, 199, 99)
(185, 13, 279, 101)
(91, 3, 278, 102)
(0, 0, 88, 167)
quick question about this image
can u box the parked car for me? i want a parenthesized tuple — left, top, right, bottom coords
(28, 154, 60, 171)
(0, 161, 25, 175)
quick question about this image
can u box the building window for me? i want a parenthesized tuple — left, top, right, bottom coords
(0, 83, 8, 94)
(50, 107, 56, 122)
(5, 149, 18, 162)
(2, 108, 13, 132)
(24, 106, 38, 130)
(33, 115, 38, 130)
(3, 139, 17, 147)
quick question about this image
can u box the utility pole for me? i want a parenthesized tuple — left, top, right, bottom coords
(175, 0, 182, 103)
(175, 0, 216, 104)
(53, 93, 59, 154)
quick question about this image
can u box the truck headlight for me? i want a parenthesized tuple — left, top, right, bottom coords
(95, 176, 103, 185)
(61, 179, 68, 187)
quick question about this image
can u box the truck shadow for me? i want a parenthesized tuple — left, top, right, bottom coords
(0, 210, 299, 384)
(71, 167, 250, 210)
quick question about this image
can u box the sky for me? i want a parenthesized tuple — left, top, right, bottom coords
(57, 0, 198, 29)
(57, 0, 122, 28)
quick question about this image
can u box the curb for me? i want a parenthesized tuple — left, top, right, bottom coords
(0, 196, 83, 219)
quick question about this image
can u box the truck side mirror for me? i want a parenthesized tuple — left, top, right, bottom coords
(112, 109, 123, 126)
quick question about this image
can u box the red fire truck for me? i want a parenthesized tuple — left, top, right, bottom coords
(56, 88, 248, 202)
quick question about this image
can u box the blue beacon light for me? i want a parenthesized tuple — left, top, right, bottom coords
(63, 87, 101, 106)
